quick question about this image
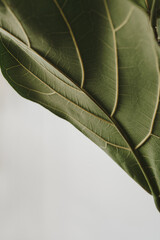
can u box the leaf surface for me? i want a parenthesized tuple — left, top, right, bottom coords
(1, 0, 160, 210)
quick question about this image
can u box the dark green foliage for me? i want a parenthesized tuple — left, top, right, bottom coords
(0, 0, 160, 211)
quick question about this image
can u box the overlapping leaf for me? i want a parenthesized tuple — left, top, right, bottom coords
(130, 0, 160, 41)
(130, 0, 151, 10)
(0, 0, 160, 210)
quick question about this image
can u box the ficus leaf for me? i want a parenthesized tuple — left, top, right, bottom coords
(1, 0, 160, 211)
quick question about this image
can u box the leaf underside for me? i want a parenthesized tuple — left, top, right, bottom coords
(1, 0, 160, 211)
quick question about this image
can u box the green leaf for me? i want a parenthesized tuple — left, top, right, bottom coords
(130, 0, 160, 41)
(129, 0, 150, 11)
(1, 0, 160, 211)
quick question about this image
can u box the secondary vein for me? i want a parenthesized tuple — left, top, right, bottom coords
(53, 0, 85, 88)
(135, 42, 160, 149)
(30, 98, 130, 151)
(0, 31, 113, 127)
(103, 0, 119, 117)
(0, 15, 154, 196)
(1, 0, 30, 47)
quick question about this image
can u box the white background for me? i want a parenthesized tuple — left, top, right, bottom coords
(0, 72, 160, 240)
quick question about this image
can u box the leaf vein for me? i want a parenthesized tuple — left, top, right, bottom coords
(135, 45, 160, 149)
(53, 0, 85, 88)
(30, 98, 130, 151)
(0, 36, 113, 127)
(1, 0, 30, 47)
(103, 0, 119, 117)
(115, 7, 134, 32)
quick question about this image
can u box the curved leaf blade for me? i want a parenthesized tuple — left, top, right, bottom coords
(1, 0, 160, 210)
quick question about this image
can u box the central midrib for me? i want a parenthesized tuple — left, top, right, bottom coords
(0, 26, 154, 196)
(51, 0, 155, 195)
